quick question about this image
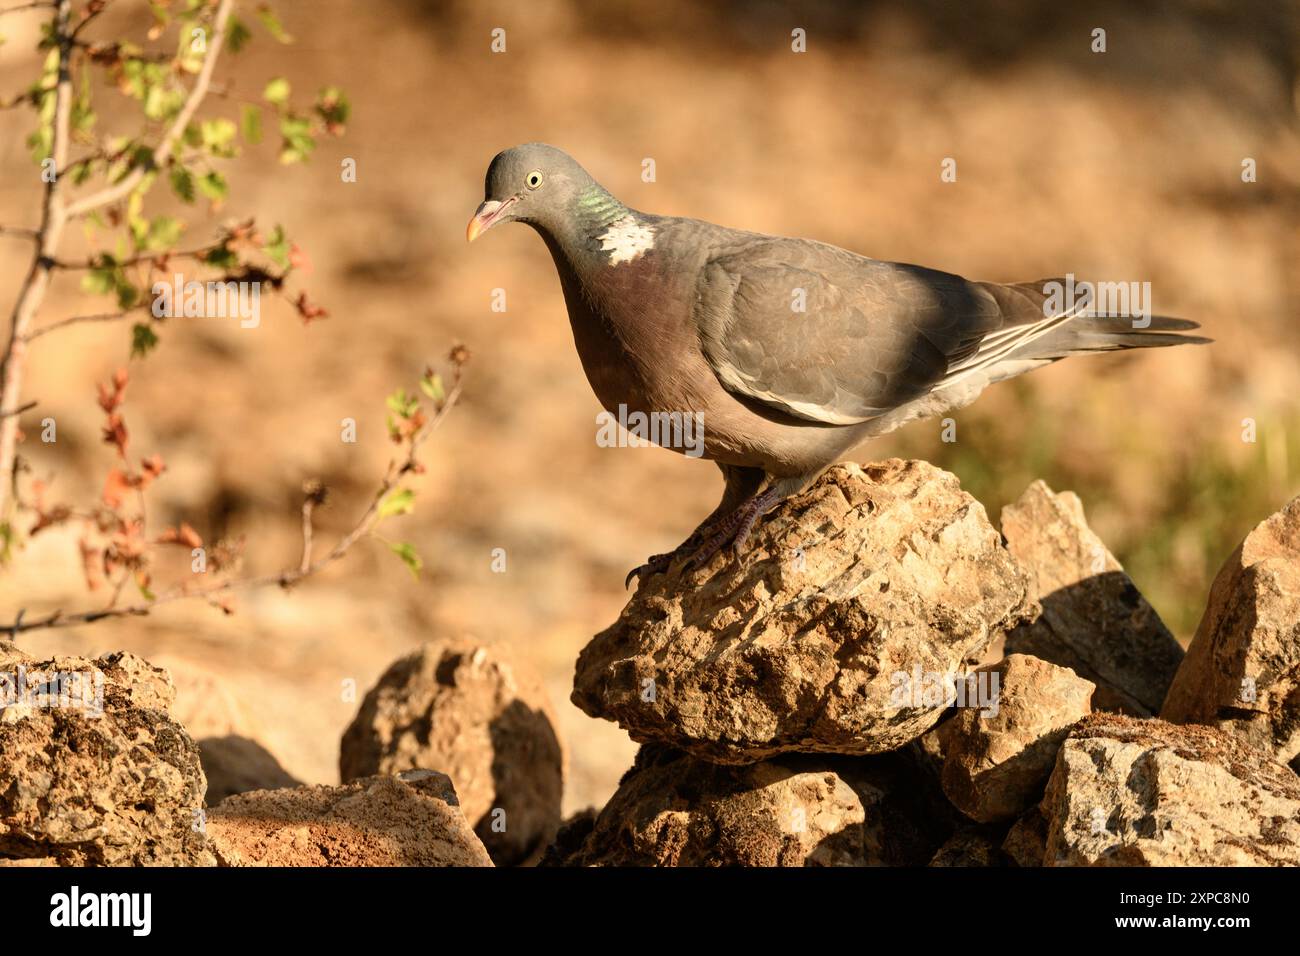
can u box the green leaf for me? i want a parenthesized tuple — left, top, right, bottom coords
(126, 188, 146, 243)
(385, 388, 418, 419)
(0, 519, 15, 565)
(71, 159, 95, 185)
(199, 117, 237, 156)
(136, 573, 156, 601)
(277, 113, 314, 164)
(256, 6, 294, 43)
(115, 277, 140, 310)
(240, 104, 262, 144)
(315, 85, 350, 132)
(378, 488, 415, 519)
(263, 77, 290, 107)
(71, 69, 95, 134)
(419, 373, 444, 403)
(131, 322, 160, 359)
(203, 243, 238, 269)
(226, 15, 252, 53)
(169, 166, 196, 203)
(389, 541, 423, 580)
(143, 83, 185, 121)
(81, 255, 118, 295)
(263, 224, 289, 269)
(135, 215, 183, 252)
(196, 170, 228, 202)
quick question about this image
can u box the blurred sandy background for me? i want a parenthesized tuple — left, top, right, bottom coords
(2, 0, 1298, 813)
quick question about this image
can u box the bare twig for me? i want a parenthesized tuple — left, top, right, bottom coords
(298, 485, 320, 574)
(0, 400, 38, 419)
(0, 225, 39, 242)
(24, 306, 144, 341)
(1, 363, 466, 634)
(68, 0, 114, 41)
(62, 0, 234, 219)
(0, 1, 55, 15)
(49, 244, 219, 271)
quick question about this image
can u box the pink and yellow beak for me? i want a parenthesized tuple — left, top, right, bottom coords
(466, 197, 516, 242)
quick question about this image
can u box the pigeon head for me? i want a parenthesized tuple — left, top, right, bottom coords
(467, 144, 622, 243)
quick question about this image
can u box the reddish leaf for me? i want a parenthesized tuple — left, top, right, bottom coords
(102, 412, 128, 458)
(102, 467, 132, 509)
(288, 243, 312, 274)
(293, 291, 328, 324)
(139, 453, 166, 488)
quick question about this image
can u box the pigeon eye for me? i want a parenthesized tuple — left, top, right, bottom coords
(525, 170, 544, 190)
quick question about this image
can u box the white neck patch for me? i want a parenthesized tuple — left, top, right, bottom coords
(597, 215, 654, 265)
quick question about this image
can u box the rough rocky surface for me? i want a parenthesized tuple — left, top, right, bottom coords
(1001, 481, 1184, 715)
(1002, 807, 1049, 867)
(573, 460, 1036, 763)
(929, 826, 1007, 866)
(544, 744, 954, 866)
(206, 770, 492, 866)
(538, 808, 600, 866)
(1161, 494, 1300, 771)
(938, 654, 1094, 823)
(339, 639, 563, 865)
(1039, 714, 1300, 866)
(0, 644, 215, 866)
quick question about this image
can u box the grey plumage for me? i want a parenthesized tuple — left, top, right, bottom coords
(468, 143, 1210, 578)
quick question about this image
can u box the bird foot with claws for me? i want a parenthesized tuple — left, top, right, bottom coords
(625, 486, 783, 588)
(624, 550, 679, 589)
(682, 486, 781, 572)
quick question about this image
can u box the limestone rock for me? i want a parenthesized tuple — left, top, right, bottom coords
(546, 744, 954, 867)
(1161, 494, 1300, 770)
(339, 639, 563, 865)
(538, 808, 599, 866)
(1001, 481, 1183, 715)
(206, 770, 492, 866)
(0, 645, 214, 866)
(938, 654, 1094, 823)
(929, 826, 1007, 866)
(573, 460, 1036, 763)
(1040, 714, 1300, 866)
(1002, 806, 1049, 867)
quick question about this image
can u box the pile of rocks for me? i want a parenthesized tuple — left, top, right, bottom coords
(1, 458, 1295, 867)
(553, 460, 1300, 866)
(0, 638, 560, 867)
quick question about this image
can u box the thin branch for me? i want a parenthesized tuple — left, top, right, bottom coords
(298, 486, 319, 574)
(0, 2, 55, 14)
(68, 0, 114, 41)
(0, 400, 37, 419)
(2, 365, 466, 635)
(62, 0, 234, 219)
(0, 225, 39, 242)
(24, 307, 142, 341)
(49, 244, 218, 270)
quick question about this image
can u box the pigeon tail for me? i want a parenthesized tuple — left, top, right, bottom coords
(1019, 314, 1213, 360)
